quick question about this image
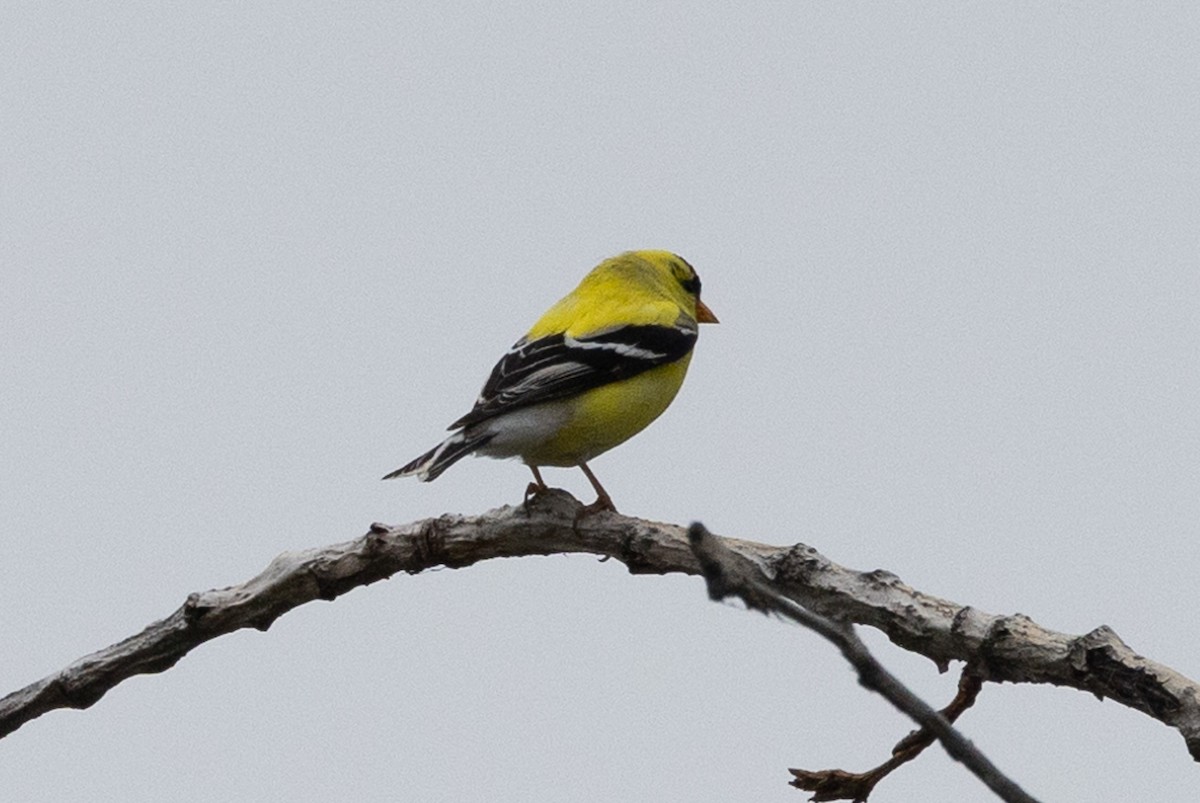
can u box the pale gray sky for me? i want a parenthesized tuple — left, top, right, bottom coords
(3, 4, 1198, 801)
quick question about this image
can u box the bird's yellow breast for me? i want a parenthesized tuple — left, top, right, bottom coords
(518, 354, 693, 466)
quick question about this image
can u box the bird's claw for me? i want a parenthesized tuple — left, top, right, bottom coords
(523, 481, 548, 512)
(572, 494, 618, 524)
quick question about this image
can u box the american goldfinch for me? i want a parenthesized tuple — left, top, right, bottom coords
(383, 250, 718, 512)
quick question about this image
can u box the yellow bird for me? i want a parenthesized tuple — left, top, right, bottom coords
(384, 250, 718, 512)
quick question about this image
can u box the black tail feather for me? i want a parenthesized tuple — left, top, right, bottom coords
(382, 432, 495, 481)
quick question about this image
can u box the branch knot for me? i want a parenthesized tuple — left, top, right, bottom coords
(771, 542, 826, 585)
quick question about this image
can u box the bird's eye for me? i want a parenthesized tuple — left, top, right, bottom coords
(679, 274, 701, 296)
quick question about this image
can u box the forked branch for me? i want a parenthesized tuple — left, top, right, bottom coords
(787, 671, 984, 800)
(689, 523, 1016, 799)
(2, 490, 1197, 795)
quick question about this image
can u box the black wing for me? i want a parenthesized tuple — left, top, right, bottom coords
(449, 324, 697, 429)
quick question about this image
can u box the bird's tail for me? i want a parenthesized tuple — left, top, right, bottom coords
(382, 431, 495, 482)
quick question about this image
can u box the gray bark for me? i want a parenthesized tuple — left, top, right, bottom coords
(3, 490, 1197, 767)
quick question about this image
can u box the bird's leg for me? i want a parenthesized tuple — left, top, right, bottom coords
(577, 462, 617, 514)
(524, 464, 549, 509)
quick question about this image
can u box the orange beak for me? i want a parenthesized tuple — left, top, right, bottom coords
(695, 298, 719, 324)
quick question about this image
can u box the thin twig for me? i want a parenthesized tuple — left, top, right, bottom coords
(687, 522, 1038, 803)
(789, 670, 982, 801)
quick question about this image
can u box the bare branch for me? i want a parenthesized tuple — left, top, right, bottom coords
(688, 522, 1031, 801)
(2, 489, 1198, 779)
(787, 671, 984, 801)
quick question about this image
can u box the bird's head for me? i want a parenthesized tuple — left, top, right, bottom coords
(637, 250, 719, 325)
